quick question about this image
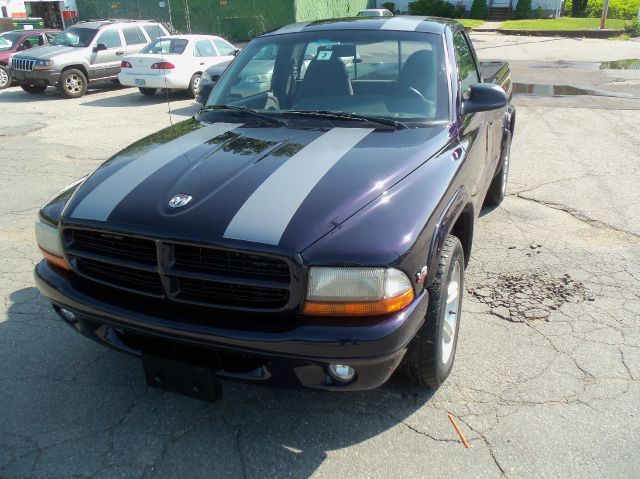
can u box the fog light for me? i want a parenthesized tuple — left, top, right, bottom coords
(328, 364, 356, 383)
(60, 308, 76, 322)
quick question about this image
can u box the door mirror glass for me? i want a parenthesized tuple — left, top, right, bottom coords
(94, 43, 107, 52)
(461, 83, 508, 115)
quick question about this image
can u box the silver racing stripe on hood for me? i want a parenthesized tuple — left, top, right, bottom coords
(69, 122, 241, 221)
(223, 127, 374, 245)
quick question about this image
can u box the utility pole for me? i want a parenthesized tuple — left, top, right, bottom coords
(599, 0, 610, 29)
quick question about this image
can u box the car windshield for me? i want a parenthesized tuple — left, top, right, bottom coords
(51, 27, 98, 47)
(140, 37, 188, 55)
(206, 30, 449, 124)
(0, 32, 23, 51)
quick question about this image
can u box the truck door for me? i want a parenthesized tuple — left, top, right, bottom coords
(89, 27, 124, 80)
(121, 26, 148, 56)
(454, 31, 487, 204)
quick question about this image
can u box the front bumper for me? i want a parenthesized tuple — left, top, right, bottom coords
(9, 67, 60, 86)
(35, 260, 428, 391)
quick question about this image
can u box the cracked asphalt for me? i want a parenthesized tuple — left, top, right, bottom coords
(1, 34, 639, 478)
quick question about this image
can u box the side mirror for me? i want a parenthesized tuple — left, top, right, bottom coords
(196, 80, 215, 104)
(93, 43, 107, 52)
(16, 44, 27, 51)
(461, 83, 508, 116)
(232, 49, 240, 56)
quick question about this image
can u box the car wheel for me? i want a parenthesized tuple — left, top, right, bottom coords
(139, 87, 157, 96)
(404, 235, 464, 389)
(58, 69, 88, 99)
(188, 73, 202, 99)
(21, 84, 47, 94)
(484, 129, 512, 207)
(0, 65, 11, 89)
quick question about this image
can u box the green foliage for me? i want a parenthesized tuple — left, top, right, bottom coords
(469, 0, 488, 19)
(535, 6, 545, 17)
(566, 0, 640, 18)
(626, 18, 640, 35)
(408, 0, 457, 17)
(514, 0, 533, 19)
(381, 1, 398, 13)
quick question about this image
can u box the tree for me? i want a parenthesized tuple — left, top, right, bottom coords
(514, 0, 532, 19)
(381, 2, 398, 13)
(408, 0, 457, 17)
(571, 0, 589, 16)
(470, 0, 488, 19)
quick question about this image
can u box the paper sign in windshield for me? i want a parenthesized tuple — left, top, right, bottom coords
(317, 51, 333, 61)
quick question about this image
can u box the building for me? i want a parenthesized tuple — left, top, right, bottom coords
(75, 0, 375, 41)
(0, 0, 78, 28)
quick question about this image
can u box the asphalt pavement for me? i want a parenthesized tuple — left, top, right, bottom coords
(0, 34, 639, 478)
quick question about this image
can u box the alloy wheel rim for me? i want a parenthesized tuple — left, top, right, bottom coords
(65, 74, 83, 93)
(501, 141, 510, 196)
(192, 76, 201, 94)
(441, 260, 461, 365)
(0, 68, 8, 87)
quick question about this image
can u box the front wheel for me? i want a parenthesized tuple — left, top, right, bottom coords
(57, 69, 88, 98)
(0, 65, 11, 89)
(188, 73, 202, 99)
(404, 235, 464, 389)
(21, 84, 47, 94)
(484, 129, 512, 207)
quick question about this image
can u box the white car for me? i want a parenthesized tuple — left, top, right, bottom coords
(356, 8, 394, 16)
(118, 34, 238, 97)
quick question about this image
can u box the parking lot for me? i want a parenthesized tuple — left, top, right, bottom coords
(1, 33, 639, 478)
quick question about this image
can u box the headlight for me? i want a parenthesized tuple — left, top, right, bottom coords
(303, 267, 414, 316)
(243, 73, 271, 84)
(33, 59, 54, 70)
(35, 219, 69, 270)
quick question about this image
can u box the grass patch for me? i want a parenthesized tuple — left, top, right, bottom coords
(500, 18, 627, 30)
(608, 33, 631, 40)
(454, 19, 486, 28)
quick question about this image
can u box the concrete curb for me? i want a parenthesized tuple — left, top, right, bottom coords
(471, 28, 626, 38)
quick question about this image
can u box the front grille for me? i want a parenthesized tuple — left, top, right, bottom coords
(174, 277, 289, 308)
(76, 257, 164, 296)
(63, 228, 293, 311)
(173, 244, 290, 282)
(11, 58, 35, 71)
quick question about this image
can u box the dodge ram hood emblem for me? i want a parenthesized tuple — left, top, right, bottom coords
(168, 194, 193, 208)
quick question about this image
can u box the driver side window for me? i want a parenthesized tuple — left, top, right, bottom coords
(453, 32, 479, 96)
(95, 29, 122, 49)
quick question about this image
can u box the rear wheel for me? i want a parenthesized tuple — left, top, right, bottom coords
(188, 73, 202, 99)
(57, 69, 88, 98)
(21, 84, 47, 94)
(0, 65, 11, 89)
(484, 129, 512, 207)
(139, 87, 157, 96)
(404, 235, 464, 389)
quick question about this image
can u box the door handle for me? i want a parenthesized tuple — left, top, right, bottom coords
(116, 51, 124, 55)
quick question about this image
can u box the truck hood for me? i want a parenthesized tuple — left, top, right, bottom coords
(64, 118, 449, 253)
(12, 44, 82, 60)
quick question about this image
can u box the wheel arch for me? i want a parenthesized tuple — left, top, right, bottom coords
(61, 64, 89, 80)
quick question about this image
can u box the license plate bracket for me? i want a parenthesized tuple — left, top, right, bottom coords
(134, 79, 146, 86)
(143, 354, 222, 403)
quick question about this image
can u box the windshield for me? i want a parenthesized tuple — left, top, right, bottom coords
(140, 37, 188, 55)
(0, 32, 23, 51)
(51, 27, 98, 48)
(206, 30, 449, 124)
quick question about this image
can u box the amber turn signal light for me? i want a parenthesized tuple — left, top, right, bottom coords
(40, 248, 71, 271)
(303, 288, 414, 317)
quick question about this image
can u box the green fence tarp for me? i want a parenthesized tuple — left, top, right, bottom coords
(294, 0, 374, 21)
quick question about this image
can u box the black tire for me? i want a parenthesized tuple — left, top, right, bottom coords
(404, 235, 465, 389)
(57, 69, 88, 98)
(21, 84, 47, 94)
(139, 87, 157, 96)
(484, 129, 512, 207)
(0, 65, 11, 89)
(187, 73, 202, 99)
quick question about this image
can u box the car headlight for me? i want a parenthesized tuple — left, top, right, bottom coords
(303, 267, 414, 316)
(35, 178, 86, 271)
(243, 73, 271, 84)
(33, 59, 54, 70)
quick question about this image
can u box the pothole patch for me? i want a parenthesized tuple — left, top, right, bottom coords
(467, 271, 592, 322)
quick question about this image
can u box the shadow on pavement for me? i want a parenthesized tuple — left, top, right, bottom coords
(0, 82, 127, 103)
(0, 286, 433, 478)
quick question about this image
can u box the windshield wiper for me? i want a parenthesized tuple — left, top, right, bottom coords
(200, 104, 286, 127)
(283, 110, 408, 130)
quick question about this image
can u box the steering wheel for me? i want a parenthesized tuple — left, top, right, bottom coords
(396, 85, 427, 102)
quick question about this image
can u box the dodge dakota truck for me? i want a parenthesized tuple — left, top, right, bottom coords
(34, 17, 515, 402)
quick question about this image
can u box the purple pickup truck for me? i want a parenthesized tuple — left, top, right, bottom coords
(34, 16, 515, 402)
(0, 29, 59, 89)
